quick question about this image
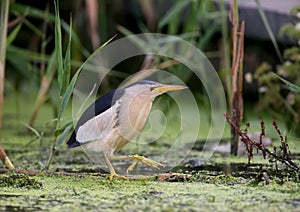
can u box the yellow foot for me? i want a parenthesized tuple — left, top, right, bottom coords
(103, 152, 129, 181)
(127, 154, 164, 173)
(108, 172, 129, 181)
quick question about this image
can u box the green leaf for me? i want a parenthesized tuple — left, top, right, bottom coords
(273, 73, 300, 93)
(255, 0, 283, 63)
(54, 120, 73, 137)
(182, 0, 198, 33)
(7, 23, 22, 46)
(55, 124, 72, 148)
(61, 20, 90, 58)
(10, 3, 55, 21)
(158, 0, 191, 30)
(59, 36, 115, 116)
(54, 0, 64, 95)
(117, 25, 146, 49)
(62, 16, 72, 96)
(197, 22, 218, 50)
(25, 123, 41, 138)
(46, 52, 56, 77)
(7, 45, 49, 61)
(59, 65, 80, 116)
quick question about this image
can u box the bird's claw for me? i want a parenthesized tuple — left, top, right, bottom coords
(126, 154, 164, 173)
(108, 172, 129, 181)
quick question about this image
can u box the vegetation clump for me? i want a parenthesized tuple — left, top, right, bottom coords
(191, 173, 246, 185)
(0, 173, 42, 189)
(254, 6, 300, 136)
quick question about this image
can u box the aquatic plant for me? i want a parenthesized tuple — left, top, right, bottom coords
(255, 6, 300, 136)
(224, 112, 299, 172)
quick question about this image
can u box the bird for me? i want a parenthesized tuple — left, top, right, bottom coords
(67, 80, 187, 180)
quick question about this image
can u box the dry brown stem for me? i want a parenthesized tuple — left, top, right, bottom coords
(229, 0, 245, 155)
(0, 146, 15, 169)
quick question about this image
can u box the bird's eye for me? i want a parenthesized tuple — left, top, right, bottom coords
(150, 86, 157, 91)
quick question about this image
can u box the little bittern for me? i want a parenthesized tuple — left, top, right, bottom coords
(67, 80, 187, 180)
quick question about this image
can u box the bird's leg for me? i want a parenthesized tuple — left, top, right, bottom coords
(111, 154, 164, 173)
(102, 152, 128, 181)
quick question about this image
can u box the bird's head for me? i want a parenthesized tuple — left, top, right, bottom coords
(124, 80, 187, 100)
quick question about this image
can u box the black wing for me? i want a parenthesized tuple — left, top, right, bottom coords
(66, 89, 124, 148)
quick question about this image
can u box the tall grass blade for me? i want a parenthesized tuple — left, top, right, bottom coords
(45, 35, 115, 170)
(59, 37, 114, 115)
(117, 25, 146, 48)
(54, 0, 64, 96)
(7, 23, 22, 46)
(62, 16, 72, 96)
(158, 0, 191, 30)
(0, 0, 10, 128)
(10, 3, 53, 20)
(273, 73, 300, 93)
(7, 46, 50, 61)
(255, 0, 283, 63)
(55, 124, 72, 148)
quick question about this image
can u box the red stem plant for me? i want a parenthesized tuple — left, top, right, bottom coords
(224, 112, 299, 172)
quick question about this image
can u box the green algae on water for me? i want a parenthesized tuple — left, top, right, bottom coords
(0, 173, 43, 189)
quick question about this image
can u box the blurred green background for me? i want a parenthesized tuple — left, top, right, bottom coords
(1, 0, 300, 135)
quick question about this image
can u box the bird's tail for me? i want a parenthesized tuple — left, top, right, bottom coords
(66, 131, 81, 148)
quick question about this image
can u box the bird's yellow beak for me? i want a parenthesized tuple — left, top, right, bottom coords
(152, 84, 188, 94)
